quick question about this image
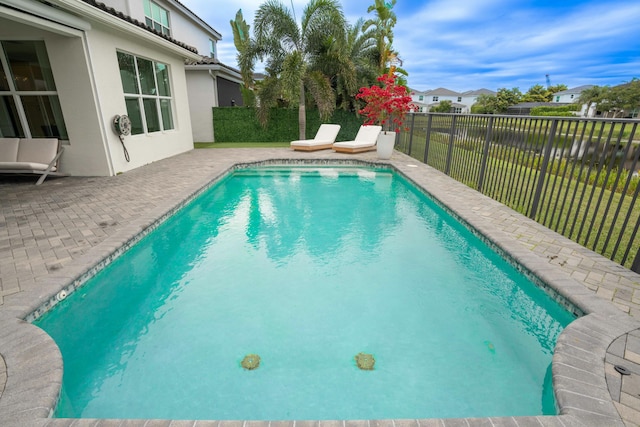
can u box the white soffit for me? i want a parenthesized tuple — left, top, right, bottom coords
(0, 0, 90, 36)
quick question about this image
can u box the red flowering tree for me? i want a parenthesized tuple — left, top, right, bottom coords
(356, 73, 416, 133)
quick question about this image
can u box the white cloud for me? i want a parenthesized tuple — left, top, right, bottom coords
(181, 0, 640, 91)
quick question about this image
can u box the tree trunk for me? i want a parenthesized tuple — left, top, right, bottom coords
(299, 80, 306, 140)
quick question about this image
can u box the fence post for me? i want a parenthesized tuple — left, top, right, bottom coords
(633, 250, 640, 274)
(407, 113, 416, 156)
(477, 116, 494, 192)
(529, 119, 558, 220)
(423, 114, 433, 164)
(445, 115, 457, 175)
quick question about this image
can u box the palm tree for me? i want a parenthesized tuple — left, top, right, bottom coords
(309, 18, 378, 111)
(247, 0, 346, 140)
(363, 0, 397, 74)
(577, 86, 606, 117)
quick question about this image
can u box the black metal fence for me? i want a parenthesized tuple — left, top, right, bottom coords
(396, 113, 640, 273)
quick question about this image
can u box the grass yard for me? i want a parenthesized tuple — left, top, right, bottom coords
(399, 130, 640, 269)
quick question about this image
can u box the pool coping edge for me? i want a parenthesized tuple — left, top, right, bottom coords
(0, 154, 637, 427)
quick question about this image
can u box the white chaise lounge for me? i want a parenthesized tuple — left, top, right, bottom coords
(291, 124, 341, 151)
(0, 138, 66, 185)
(332, 125, 382, 154)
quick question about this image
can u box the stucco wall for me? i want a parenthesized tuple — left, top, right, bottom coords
(0, 19, 112, 176)
(186, 71, 215, 142)
(86, 21, 195, 174)
(100, 0, 218, 56)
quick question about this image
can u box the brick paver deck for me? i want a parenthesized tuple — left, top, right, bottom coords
(1, 148, 640, 426)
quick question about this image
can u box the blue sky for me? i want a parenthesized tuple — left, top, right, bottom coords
(182, 0, 640, 93)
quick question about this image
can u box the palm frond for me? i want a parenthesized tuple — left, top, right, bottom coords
(304, 70, 335, 121)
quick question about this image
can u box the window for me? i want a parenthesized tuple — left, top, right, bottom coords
(454, 107, 462, 114)
(143, 0, 171, 36)
(457, 96, 462, 102)
(570, 94, 574, 99)
(556, 96, 560, 102)
(209, 39, 216, 58)
(418, 95, 423, 101)
(117, 51, 173, 135)
(432, 96, 438, 102)
(0, 41, 68, 139)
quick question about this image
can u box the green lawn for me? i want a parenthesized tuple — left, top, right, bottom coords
(398, 130, 640, 269)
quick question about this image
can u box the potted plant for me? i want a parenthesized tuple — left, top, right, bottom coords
(356, 72, 415, 159)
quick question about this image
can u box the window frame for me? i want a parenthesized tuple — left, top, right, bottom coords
(209, 39, 216, 58)
(0, 40, 68, 140)
(432, 96, 439, 102)
(143, 0, 171, 37)
(117, 51, 174, 136)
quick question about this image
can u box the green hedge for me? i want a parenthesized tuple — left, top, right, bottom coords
(530, 105, 580, 117)
(212, 107, 364, 142)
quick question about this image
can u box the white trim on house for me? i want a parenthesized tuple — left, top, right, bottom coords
(0, 3, 87, 37)
(48, 0, 201, 61)
(2, 0, 92, 31)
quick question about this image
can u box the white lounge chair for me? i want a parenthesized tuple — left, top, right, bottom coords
(0, 138, 66, 185)
(332, 125, 382, 154)
(290, 124, 341, 151)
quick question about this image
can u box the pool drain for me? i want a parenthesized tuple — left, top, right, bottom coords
(615, 365, 631, 376)
(355, 352, 375, 370)
(241, 354, 261, 370)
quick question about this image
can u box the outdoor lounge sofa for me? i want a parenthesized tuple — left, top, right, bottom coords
(291, 124, 341, 151)
(0, 138, 66, 185)
(332, 125, 382, 154)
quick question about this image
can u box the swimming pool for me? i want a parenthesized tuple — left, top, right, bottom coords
(35, 166, 575, 420)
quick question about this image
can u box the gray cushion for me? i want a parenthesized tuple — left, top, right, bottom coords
(16, 138, 59, 166)
(0, 138, 20, 162)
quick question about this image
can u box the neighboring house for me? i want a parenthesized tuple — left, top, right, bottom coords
(460, 88, 496, 111)
(410, 88, 496, 113)
(551, 85, 596, 117)
(0, 0, 239, 176)
(185, 56, 242, 143)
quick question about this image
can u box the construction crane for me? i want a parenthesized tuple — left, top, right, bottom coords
(545, 74, 551, 88)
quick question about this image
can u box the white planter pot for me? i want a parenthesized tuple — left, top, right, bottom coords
(376, 131, 396, 159)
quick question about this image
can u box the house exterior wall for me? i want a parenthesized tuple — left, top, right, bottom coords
(0, 18, 112, 176)
(0, 1, 196, 176)
(460, 95, 480, 110)
(86, 22, 194, 174)
(186, 71, 215, 142)
(100, 0, 219, 56)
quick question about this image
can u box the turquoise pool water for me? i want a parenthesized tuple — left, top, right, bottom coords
(36, 166, 575, 420)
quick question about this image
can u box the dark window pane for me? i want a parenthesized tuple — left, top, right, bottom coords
(0, 96, 24, 137)
(21, 95, 68, 139)
(117, 52, 139, 94)
(0, 63, 9, 91)
(3, 41, 56, 91)
(155, 63, 170, 96)
(145, 17, 153, 28)
(125, 98, 144, 135)
(143, 98, 160, 132)
(136, 58, 156, 95)
(160, 99, 173, 130)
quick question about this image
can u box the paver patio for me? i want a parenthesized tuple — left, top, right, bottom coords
(1, 147, 640, 426)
